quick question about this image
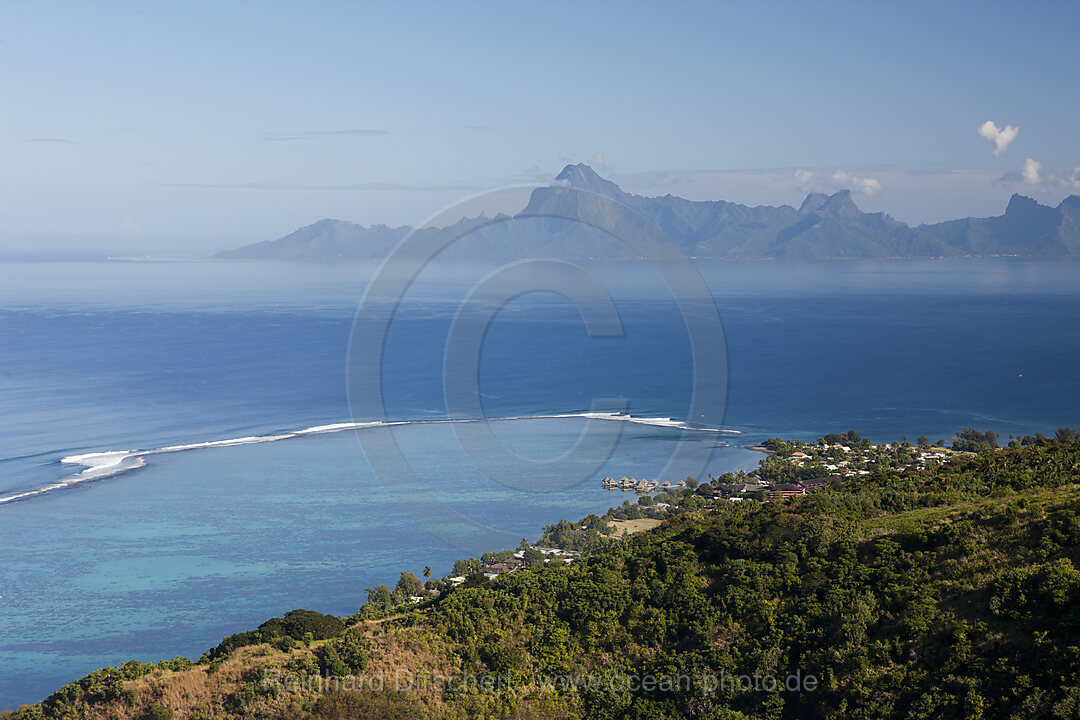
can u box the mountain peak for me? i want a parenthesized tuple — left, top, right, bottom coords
(1005, 193, 1039, 214)
(555, 163, 600, 182)
(816, 189, 862, 218)
(1058, 195, 1080, 214)
(799, 192, 830, 214)
(553, 163, 624, 198)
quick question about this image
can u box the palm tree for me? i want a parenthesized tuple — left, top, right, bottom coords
(423, 566, 431, 578)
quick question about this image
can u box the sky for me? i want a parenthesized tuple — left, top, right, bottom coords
(2, 0, 1079, 257)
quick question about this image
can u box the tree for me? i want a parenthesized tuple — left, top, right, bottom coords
(952, 428, 1000, 453)
(320, 642, 350, 678)
(258, 609, 345, 641)
(1056, 427, 1080, 444)
(917, 436, 931, 448)
(462, 572, 489, 588)
(396, 571, 424, 598)
(762, 438, 793, 454)
(365, 584, 392, 611)
(452, 558, 480, 577)
(423, 565, 432, 578)
(332, 628, 369, 674)
(522, 547, 546, 567)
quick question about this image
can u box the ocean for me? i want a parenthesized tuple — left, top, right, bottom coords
(1, 257, 1079, 707)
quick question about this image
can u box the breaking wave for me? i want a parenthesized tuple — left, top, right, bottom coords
(0, 413, 738, 505)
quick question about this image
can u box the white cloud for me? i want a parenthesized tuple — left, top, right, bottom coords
(794, 169, 815, 191)
(1062, 167, 1080, 192)
(857, 177, 883, 196)
(586, 153, 613, 173)
(1022, 158, 1042, 184)
(977, 120, 1020, 156)
(824, 169, 883, 196)
(995, 160, 1080, 194)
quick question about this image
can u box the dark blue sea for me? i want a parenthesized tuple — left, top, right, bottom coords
(1, 257, 1079, 708)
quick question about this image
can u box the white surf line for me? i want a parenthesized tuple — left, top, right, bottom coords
(538, 412, 741, 433)
(0, 413, 739, 505)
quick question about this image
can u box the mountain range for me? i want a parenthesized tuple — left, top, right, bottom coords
(217, 164, 1080, 261)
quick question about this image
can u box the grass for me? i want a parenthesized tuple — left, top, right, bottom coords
(864, 484, 1080, 535)
(606, 517, 662, 536)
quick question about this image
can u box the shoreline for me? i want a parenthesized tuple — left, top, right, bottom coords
(3, 426, 1061, 712)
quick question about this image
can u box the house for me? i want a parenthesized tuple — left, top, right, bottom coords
(483, 562, 517, 579)
(799, 476, 840, 492)
(790, 451, 811, 459)
(769, 483, 807, 499)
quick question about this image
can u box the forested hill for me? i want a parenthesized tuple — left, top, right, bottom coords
(8, 436, 1080, 720)
(216, 164, 1080, 260)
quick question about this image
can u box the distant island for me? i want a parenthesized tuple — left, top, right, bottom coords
(217, 164, 1080, 261)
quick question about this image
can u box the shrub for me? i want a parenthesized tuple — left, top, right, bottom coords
(142, 706, 174, 720)
(260, 609, 345, 641)
(312, 689, 425, 720)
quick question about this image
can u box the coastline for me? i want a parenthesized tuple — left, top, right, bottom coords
(0, 418, 759, 710)
(11, 431, 1079, 718)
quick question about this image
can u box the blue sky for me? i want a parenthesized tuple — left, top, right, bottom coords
(2, 0, 1078, 255)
